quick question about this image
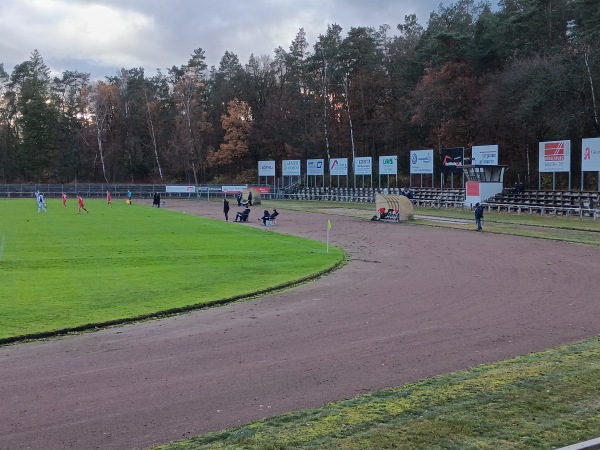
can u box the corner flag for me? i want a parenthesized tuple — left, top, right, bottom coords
(326, 219, 332, 253)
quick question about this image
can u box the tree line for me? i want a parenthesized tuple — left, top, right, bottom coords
(0, 0, 599, 187)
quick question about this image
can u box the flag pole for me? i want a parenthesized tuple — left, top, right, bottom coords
(327, 219, 331, 253)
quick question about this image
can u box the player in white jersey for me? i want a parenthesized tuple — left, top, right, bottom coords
(37, 192, 47, 213)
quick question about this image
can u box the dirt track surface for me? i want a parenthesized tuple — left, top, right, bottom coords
(1, 200, 600, 450)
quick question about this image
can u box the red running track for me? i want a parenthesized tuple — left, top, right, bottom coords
(1, 202, 599, 449)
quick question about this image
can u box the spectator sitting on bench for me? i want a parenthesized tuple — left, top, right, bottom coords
(259, 209, 270, 225)
(269, 209, 279, 220)
(234, 207, 251, 222)
(379, 207, 393, 220)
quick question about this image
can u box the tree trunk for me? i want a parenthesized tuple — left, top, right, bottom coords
(584, 51, 599, 130)
(144, 89, 163, 182)
(343, 76, 356, 169)
(95, 117, 109, 183)
(322, 60, 331, 165)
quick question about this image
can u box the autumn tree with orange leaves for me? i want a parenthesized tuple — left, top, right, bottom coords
(208, 99, 253, 179)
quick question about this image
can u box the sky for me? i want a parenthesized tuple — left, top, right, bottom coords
(0, 0, 447, 80)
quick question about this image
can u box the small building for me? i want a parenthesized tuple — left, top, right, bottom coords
(462, 165, 508, 208)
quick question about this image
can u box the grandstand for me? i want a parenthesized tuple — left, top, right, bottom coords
(273, 186, 465, 208)
(484, 189, 600, 218)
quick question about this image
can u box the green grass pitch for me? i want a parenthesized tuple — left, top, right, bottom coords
(0, 199, 343, 340)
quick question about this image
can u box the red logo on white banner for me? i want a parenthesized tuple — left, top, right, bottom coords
(544, 142, 565, 161)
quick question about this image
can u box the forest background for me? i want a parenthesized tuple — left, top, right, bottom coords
(1, 0, 599, 188)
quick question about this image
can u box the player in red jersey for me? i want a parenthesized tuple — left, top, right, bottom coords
(62, 192, 68, 207)
(77, 195, 89, 213)
(107, 190, 112, 205)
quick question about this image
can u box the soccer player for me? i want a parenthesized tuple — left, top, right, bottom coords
(62, 192, 68, 207)
(37, 192, 47, 213)
(107, 191, 112, 205)
(77, 195, 89, 214)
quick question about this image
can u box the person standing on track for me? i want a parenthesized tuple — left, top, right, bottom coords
(223, 198, 230, 221)
(474, 202, 484, 231)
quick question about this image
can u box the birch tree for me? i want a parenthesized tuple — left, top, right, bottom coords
(88, 81, 118, 182)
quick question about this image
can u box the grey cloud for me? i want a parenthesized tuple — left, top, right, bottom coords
(0, 0, 443, 79)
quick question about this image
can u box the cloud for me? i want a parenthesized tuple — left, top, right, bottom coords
(0, 0, 442, 79)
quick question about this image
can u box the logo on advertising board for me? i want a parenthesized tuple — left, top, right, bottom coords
(330, 158, 348, 176)
(222, 185, 248, 193)
(544, 141, 565, 162)
(258, 160, 276, 177)
(582, 138, 600, 172)
(472, 145, 499, 165)
(307, 159, 325, 176)
(539, 140, 570, 173)
(379, 156, 397, 175)
(166, 185, 196, 193)
(282, 159, 301, 176)
(417, 153, 432, 164)
(441, 148, 464, 173)
(477, 151, 496, 164)
(354, 157, 372, 176)
(410, 150, 434, 174)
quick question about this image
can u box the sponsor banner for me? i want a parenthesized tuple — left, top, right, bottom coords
(472, 145, 498, 165)
(258, 160, 276, 177)
(330, 157, 348, 176)
(166, 185, 196, 193)
(539, 140, 570, 172)
(582, 137, 600, 172)
(197, 186, 222, 192)
(441, 147, 464, 173)
(222, 185, 247, 193)
(354, 157, 372, 176)
(379, 155, 398, 175)
(410, 150, 434, 174)
(282, 159, 301, 176)
(251, 186, 271, 194)
(466, 181, 480, 197)
(307, 159, 325, 176)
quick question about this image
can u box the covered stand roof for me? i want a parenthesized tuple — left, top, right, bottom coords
(461, 165, 508, 183)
